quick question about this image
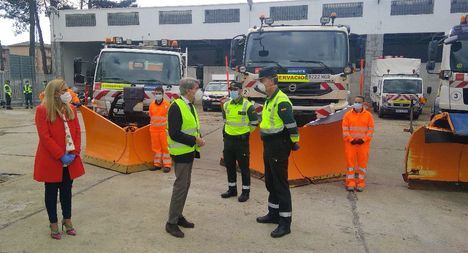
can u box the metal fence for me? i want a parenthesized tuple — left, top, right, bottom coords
(0, 71, 54, 108)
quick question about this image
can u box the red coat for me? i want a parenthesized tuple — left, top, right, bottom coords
(34, 105, 85, 182)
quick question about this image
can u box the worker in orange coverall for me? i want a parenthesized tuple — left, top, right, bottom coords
(342, 96, 374, 192)
(149, 85, 171, 173)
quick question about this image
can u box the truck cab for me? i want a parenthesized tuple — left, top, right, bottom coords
(75, 38, 188, 121)
(427, 16, 468, 114)
(372, 75, 424, 118)
(230, 16, 353, 124)
(370, 57, 425, 119)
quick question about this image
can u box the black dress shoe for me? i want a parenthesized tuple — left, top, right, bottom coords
(271, 224, 291, 238)
(162, 167, 171, 173)
(150, 166, 161, 171)
(256, 214, 279, 224)
(238, 192, 249, 202)
(165, 223, 184, 238)
(220, 188, 237, 198)
(177, 217, 194, 228)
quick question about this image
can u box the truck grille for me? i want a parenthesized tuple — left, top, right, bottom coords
(209, 95, 224, 99)
(290, 99, 339, 107)
(464, 88, 468, 105)
(278, 82, 330, 96)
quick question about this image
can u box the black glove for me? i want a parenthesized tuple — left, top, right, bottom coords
(351, 139, 358, 145)
(292, 142, 300, 151)
(72, 102, 82, 107)
(356, 139, 365, 145)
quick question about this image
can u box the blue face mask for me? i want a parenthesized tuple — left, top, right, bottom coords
(229, 90, 239, 100)
(353, 102, 363, 110)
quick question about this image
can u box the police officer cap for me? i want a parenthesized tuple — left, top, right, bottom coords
(258, 67, 278, 79)
(229, 81, 242, 90)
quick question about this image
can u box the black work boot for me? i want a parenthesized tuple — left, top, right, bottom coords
(238, 190, 249, 202)
(256, 213, 279, 224)
(221, 186, 237, 198)
(162, 167, 171, 173)
(165, 223, 184, 238)
(177, 216, 194, 228)
(150, 166, 161, 171)
(271, 217, 291, 238)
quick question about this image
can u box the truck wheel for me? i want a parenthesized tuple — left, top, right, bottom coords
(413, 113, 420, 120)
(372, 102, 378, 112)
(203, 106, 208, 112)
(378, 106, 384, 118)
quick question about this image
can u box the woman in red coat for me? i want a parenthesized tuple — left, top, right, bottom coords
(34, 79, 85, 240)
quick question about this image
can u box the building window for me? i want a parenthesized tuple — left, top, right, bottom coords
(108, 12, 139, 26)
(451, 0, 468, 13)
(322, 2, 363, 18)
(390, 0, 434, 16)
(65, 14, 96, 27)
(270, 5, 308, 21)
(159, 10, 192, 24)
(205, 8, 240, 23)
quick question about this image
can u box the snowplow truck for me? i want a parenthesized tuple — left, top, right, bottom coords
(229, 15, 357, 185)
(404, 16, 468, 185)
(73, 37, 190, 173)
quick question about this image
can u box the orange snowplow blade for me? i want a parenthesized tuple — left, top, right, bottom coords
(249, 120, 346, 186)
(79, 106, 153, 173)
(404, 113, 468, 183)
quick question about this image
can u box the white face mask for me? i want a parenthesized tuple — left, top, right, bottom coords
(193, 89, 203, 105)
(256, 82, 266, 93)
(155, 94, 163, 102)
(60, 91, 72, 104)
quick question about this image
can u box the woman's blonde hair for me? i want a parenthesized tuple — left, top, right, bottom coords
(42, 79, 75, 122)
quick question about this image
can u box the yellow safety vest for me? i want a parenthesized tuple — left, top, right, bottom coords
(23, 84, 32, 94)
(260, 90, 299, 142)
(223, 98, 253, 136)
(4, 84, 12, 96)
(167, 98, 200, 156)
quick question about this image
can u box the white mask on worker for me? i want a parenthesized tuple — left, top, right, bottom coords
(256, 82, 266, 93)
(353, 102, 363, 111)
(60, 91, 72, 104)
(155, 94, 163, 102)
(193, 89, 203, 105)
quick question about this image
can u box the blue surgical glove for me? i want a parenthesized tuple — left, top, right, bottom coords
(60, 153, 76, 165)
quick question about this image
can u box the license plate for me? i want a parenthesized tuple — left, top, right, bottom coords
(307, 74, 331, 82)
(212, 102, 220, 105)
(396, 109, 408, 113)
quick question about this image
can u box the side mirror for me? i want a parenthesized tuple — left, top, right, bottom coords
(372, 86, 377, 93)
(196, 64, 204, 88)
(258, 50, 269, 57)
(427, 86, 432, 94)
(426, 61, 435, 71)
(74, 57, 82, 75)
(229, 35, 246, 69)
(74, 74, 85, 84)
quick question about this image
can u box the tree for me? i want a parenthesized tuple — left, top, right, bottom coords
(87, 0, 137, 9)
(0, 0, 75, 74)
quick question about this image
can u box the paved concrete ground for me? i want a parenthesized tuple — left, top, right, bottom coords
(0, 107, 467, 253)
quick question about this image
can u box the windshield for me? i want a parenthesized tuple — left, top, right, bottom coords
(244, 31, 348, 73)
(95, 51, 181, 84)
(205, 82, 227, 91)
(450, 40, 468, 72)
(383, 79, 422, 94)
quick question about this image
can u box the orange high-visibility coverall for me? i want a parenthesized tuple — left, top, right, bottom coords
(342, 109, 375, 189)
(149, 99, 171, 168)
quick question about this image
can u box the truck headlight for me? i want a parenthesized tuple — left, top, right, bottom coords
(202, 95, 209, 100)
